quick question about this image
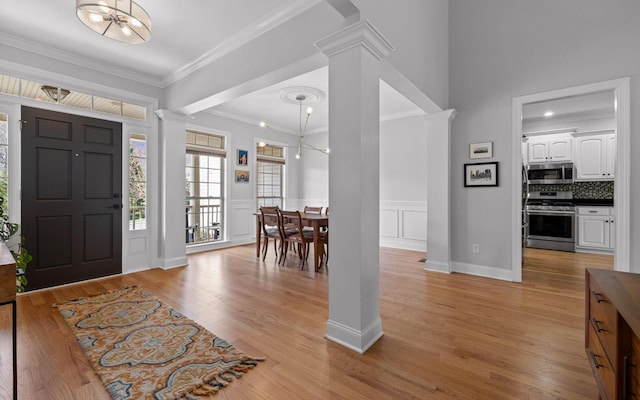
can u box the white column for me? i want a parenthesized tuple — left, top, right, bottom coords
(155, 110, 191, 269)
(315, 21, 394, 354)
(423, 110, 457, 273)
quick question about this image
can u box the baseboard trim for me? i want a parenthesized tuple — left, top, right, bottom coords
(186, 239, 254, 255)
(451, 261, 514, 282)
(161, 256, 188, 270)
(379, 237, 427, 252)
(424, 260, 451, 274)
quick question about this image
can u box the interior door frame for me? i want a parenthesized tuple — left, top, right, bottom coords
(511, 77, 631, 281)
(1, 96, 159, 277)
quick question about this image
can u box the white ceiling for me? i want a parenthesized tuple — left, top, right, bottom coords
(0, 0, 423, 134)
(522, 90, 615, 125)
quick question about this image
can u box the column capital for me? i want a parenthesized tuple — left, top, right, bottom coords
(314, 20, 395, 61)
(423, 109, 457, 123)
(155, 109, 194, 122)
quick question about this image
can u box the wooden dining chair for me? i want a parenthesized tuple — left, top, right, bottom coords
(302, 206, 322, 234)
(278, 210, 325, 269)
(322, 207, 329, 266)
(259, 206, 281, 261)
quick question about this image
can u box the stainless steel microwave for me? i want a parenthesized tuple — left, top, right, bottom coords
(526, 163, 574, 184)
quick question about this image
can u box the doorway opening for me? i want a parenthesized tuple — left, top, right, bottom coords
(511, 78, 630, 281)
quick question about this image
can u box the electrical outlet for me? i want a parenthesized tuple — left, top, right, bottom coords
(472, 243, 480, 253)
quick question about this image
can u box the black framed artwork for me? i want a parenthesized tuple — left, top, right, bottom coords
(464, 162, 499, 187)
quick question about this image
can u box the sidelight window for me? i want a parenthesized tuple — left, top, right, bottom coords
(129, 133, 147, 230)
(0, 113, 7, 210)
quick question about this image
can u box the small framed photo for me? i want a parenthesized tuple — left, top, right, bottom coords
(469, 141, 493, 159)
(464, 162, 499, 187)
(235, 170, 250, 183)
(237, 149, 248, 165)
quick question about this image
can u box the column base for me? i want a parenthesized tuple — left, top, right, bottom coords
(325, 317, 384, 354)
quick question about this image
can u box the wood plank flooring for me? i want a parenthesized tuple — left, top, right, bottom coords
(0, 246, 613, 399)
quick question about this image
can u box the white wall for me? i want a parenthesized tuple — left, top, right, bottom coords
(300, 114, 428, 251)
(449, 0, 640, 274)
(379, 116, 428, 251)
(380, 116, 428, 202)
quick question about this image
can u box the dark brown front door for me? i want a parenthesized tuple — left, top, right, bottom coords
(21, 106, 122, 290)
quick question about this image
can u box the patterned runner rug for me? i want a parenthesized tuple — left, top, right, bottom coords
(55, 286, 264, 399)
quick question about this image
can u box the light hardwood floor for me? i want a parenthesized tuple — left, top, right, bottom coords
(0, 246, 613, 399)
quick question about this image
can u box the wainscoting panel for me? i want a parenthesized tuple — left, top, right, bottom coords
(380, 209, 400, 238)
(129, 236, 146, 255)
(402, 210, 428, 240)
(231, 201, 253, 238)
(379, 201, 427, 252)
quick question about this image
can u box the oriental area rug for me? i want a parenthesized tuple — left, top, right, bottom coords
(55, 286, 264, 399)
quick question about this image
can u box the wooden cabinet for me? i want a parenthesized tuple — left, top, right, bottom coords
(577, 207, 615, 252)
(585, 268, 640, 400)
(527, 134, 572, 163)
(0, 244, 16, 303)
(574, 131, 616, 180)
(631, 334, 640, 398)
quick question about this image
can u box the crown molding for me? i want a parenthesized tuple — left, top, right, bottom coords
(163, 0, 323, 87)
(0, 32, 164, 88)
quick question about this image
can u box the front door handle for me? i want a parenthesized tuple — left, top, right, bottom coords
(107, 204, 122, 209)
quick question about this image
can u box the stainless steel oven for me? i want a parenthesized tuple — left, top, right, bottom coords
(526, 191, 575, 252)
(527, 163, 574, 184)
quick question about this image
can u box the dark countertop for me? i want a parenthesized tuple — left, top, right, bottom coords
(574, 199, 614, 206)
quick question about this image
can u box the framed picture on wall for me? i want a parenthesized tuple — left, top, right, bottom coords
(235, 170, 250, 183)
(469, 141, 493, 159)
(237, 149, 248, 165)
(464, 162, 499, 187)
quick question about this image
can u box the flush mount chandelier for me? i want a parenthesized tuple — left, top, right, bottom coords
(41, 85, 71, 102)
(76, 0, 152, 44)
(259, 87, 330, 159)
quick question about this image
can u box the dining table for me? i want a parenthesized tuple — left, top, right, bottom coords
(255, 211, 328, 271)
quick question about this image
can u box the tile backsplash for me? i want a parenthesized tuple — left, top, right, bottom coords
(529, 181, 614, 199)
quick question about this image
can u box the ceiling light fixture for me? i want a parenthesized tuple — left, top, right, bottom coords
(41, 85, 71, 102)
(259, 91, 329, 159)
(543, 111, 554, 117)
(76, 0, 151, 44)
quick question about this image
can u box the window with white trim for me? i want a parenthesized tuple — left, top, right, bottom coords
(185, 130, 225, 244)
(256, 144, 284, 211)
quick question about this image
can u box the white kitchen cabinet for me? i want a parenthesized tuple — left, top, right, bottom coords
(573, 131, 615, 180)
(576, 206, 614, 252)
(527, 135, 572, 163)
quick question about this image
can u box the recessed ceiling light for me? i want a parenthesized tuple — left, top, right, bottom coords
(543, 111, 554, 117)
